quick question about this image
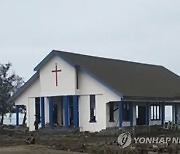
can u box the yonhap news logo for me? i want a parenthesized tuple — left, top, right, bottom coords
(117, 132, 132, 148)
(117, 132, 180, 148)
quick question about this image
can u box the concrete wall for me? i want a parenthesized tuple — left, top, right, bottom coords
(40, 56, 76, 96)
(27, 98, 36, 131)
(15, 77, 40, 129)
(15, 77, 40, 106)
(78, 69, 121, 132)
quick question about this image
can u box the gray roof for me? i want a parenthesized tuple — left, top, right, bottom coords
(11, 50, 180, 102)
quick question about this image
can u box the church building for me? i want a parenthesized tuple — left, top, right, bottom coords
(10, 50, 180, 132)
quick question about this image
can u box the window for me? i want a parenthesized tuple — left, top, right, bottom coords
(109, 102, 114, 122)
(151, 103, 160, 120)
(75, 65, 80, 89)
(90, 95, 96, 122)
(123, 103, 130, 121)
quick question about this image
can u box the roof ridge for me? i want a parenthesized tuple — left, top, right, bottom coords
(53, 50, 163, 68)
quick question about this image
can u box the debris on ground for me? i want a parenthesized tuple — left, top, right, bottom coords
(0, 125, 180, 154)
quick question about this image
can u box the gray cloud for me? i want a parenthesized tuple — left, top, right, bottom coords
(0, 0, 180, 80)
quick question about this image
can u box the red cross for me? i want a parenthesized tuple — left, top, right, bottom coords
(52, 63, 61, 86)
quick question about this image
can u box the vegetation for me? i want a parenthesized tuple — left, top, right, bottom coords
(0, 63, 24, 124)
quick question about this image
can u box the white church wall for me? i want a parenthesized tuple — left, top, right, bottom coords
(15, 78, 40, 106)
(79, 95, 107, 132)
(14, 77, 40, 130)
(28, 98, 36, 131)
(79, 95, 90, 131)
(40, 56, 76, 97)
(78, 70, 121, 132)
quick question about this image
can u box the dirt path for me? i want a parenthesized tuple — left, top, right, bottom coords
(0, 145, 88, 154)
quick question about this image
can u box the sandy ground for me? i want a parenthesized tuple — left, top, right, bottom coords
(0, 145, 86, 154)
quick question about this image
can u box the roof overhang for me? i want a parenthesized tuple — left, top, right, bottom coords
(9, 72, 39, 103)
(122, 95, 180, 102)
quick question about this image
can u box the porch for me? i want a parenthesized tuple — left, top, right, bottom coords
(106, 100, 180, 128)
(15, 95, 79, 130)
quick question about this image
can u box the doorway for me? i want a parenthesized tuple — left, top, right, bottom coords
(165, 105, 173, 122)
(136, 105, 146, 125)
(53, 104, 58, 125)
(69, 96, 79, 127)
(35, 98, 40, 122)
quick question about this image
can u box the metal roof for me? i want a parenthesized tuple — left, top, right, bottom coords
(11, 50, 180, 102)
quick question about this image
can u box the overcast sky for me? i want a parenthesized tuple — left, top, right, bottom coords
(0, 0, 180, 81)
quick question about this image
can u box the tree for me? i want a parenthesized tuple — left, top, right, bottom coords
(0, 63, 24, 124)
